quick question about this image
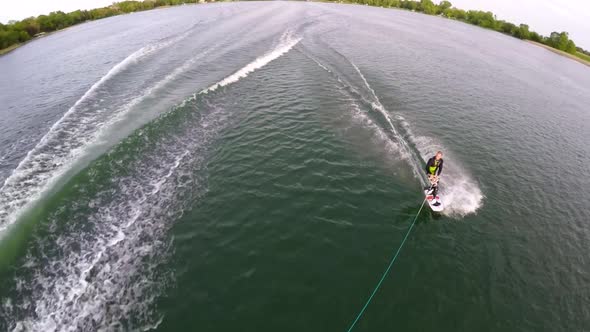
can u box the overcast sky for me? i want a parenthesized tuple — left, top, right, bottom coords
(1, 0, 589, 49)
(0, 0, 114, 23)
(450, 0, 590, 50)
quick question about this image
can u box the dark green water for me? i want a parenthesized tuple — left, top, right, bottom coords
(0, 2, 589, 331)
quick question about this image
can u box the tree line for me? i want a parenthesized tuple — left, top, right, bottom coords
(0, 0, 214, 51)
(336, 0, 588, 57)
(1, 0, 589, 60)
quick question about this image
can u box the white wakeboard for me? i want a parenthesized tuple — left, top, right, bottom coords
(424, 189, 444, 212)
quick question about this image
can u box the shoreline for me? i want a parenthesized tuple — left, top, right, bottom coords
(0, 28, 68, 56)
(0, 43, 21, 55)
(2, 1, 590, 68)
(319, 1, 590, 68)
(0, 3, 194, 57)
(525, 40, 590, 67)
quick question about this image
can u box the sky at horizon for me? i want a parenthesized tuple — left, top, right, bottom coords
(0, 0, 589, 49)
(449, 0, 590, 50)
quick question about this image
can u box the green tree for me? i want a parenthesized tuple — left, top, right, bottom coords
(117, 1, 144, 13)
(436, 1, 452, 14)
(37, 15, 55, 32)
(400, 0, 418, 10)
(529, 31, 542, 42)
(12, 18, 39, 36)
(18, 30, 31, 42)
(67, 10, 85, 25)
(453, 8, 466, 20)
(384, 0, 401, 8)
(547, 31, 571, 51)
(513, 24, 530, 39)
(565, 40, 576, 54)
(466, 10, 496, 28)
(0, 30, 20, 48)
(419, 0, 436, 14)
(499, 21, 516, 34)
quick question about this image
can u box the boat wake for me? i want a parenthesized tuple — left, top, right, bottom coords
(0, 26, 302, 236)
(302, 43, 483, 217)
(201, 31, 301, 95)
(0, 29, 199, 235)
(1, 30, 302, 331)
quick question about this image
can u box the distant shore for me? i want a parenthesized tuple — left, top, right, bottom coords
(334, 1, 590, 68)
(526, 40, 590, 67)
(2, 0, 590, 69)
(0, 2, 204, 57)
(0, 28, 66, 56)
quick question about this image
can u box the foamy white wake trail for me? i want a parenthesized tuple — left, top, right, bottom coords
(6, 45, 251, 329)
(202, 31, 301, 94)
(0, 33, 194, 234)
(6, 99, 236, 332)
(350, 62, 426, 180)
(352, 62, 483, 216)
(3, 30, 304, 331)
(312, 56, 483, 217)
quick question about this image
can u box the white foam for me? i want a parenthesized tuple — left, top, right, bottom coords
(311, 57, 483, 217)
(202, 31, 301, 94)
(2, 31, 303, 331)
(89, 44, 221, 147)
(5, 123, 214, 331)
(311, 57, 411, 160)
(346, 98, 401, 156)
(308, 54, 331, 73)
(351, 63, 484, 216)
(0, 32, 196, 234)
(412, 135, 484, 217)
(351, 62, 425, 179)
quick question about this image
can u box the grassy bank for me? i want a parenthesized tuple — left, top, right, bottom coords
(576, 51, 590, 63)
(0, 43, 21, 55)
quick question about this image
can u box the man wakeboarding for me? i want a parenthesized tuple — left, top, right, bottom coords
(425, 151, 444, 207)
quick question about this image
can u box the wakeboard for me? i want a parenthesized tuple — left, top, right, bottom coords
(424, 189, 444, 212)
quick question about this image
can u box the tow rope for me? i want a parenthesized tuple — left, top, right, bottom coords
(345, 197, 427, 332)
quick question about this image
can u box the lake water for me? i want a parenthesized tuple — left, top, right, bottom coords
(0, 2, 589, 331)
